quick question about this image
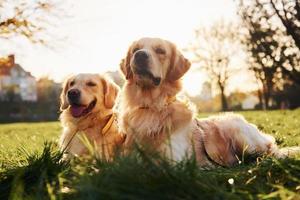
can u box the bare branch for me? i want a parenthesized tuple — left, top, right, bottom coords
(0, 0, 68, 46)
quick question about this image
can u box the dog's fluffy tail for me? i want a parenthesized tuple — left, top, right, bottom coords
(273, 146, 300, 159)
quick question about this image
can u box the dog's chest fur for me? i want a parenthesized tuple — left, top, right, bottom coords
(125, 108, 171, 136)
(122, 105, 194, 161)
(120, 82, 195, 161)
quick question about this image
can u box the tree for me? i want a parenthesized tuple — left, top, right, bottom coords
(241, 19, 280, 109)
(37, 77, 61, 115)
(269, 0, 300, 84)
(238, 0, 300, 109)
(187, 21, 241, 111)
(0, 0, 66, 45)
(238, 0, 300, 86)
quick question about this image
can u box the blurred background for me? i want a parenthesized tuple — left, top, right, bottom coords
(0, 0, 299, 122)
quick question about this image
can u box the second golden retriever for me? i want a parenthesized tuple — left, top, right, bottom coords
(59, 74, 125, 160)
(118, 37, 299, 167)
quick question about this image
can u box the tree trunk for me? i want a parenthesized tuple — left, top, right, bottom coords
(254, 75, 264, 110)
(263, 92, 270, 110)
(262, 83, 270, 110)
(219, 85, 228, 111)
(257, 89, 263, 109)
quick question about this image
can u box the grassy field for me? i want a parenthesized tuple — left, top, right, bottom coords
(0, 110, 300, 199)
(0, 122, 61, 170)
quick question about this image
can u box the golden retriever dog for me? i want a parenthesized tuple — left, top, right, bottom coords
(118, 37, 299, 167)
(59, 73, 125, 159)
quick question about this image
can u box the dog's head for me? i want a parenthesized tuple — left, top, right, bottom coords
(120, 37, 191, 88)
(60, 74, 119, 118)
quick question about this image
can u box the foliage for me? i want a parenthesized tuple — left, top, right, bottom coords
(0, 0, 67, 45)
(36, 77, 61, 116)
(238, 0, 300, 109)
(269, 0, 300, 54)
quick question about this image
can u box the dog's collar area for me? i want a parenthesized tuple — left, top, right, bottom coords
(139, 96, 176, 110)
(101, 113, 116, 135)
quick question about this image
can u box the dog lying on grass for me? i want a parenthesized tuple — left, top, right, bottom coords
(59, 73, 126, 160)
(118, 37, 300, 167)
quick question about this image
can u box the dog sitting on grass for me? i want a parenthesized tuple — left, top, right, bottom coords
(59, 73, 125, 160)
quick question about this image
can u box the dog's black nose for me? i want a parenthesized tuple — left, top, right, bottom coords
(68, 89, 80, 103)
(153, 77, 161, 86)
(134, 50, 149, 66)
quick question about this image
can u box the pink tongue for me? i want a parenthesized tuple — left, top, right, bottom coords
(70, 106, 86, 118)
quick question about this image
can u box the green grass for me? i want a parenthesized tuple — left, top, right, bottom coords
(0, 122, 60, 170)
(0, 110, 300, 199)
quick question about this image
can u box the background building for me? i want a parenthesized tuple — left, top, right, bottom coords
(0, 55, 37, 102)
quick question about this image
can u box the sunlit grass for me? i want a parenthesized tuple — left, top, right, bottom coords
(0, 110, 300, 199)
(0, 122, 60, 170)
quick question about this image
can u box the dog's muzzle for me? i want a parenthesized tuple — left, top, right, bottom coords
(69, 99, 97, 118)
(133, 50, 161, 86)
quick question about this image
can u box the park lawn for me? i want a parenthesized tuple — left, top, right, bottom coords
(0, 110, 300, 199)
(0, 122, 61, 170)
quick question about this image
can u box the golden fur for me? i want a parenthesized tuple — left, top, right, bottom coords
(59, 74, 125, 160)
(119, 37, 299, 167)
(119, 37, 192, 150)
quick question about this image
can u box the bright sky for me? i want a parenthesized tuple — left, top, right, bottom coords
(1, 0, 257, 96)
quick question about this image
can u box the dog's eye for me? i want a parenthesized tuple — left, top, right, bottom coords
(70, 81, 75, 86)
(133, 48, 139, 53)
(155, 47, 166, 55)
(87, 82, 96, 87)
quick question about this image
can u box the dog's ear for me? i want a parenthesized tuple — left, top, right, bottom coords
(101, 77, 120, 109)
(120, 44, 134, 80)
(167, 43, 191, 82)
(201, 121, 238, 167)
(60, 77, 71, 111)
